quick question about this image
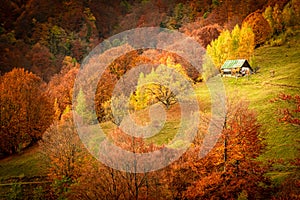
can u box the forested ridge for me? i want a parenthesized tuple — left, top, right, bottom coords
(0, 0, 290, 80)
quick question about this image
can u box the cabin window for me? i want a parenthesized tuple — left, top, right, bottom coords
(223, 69, 231, 74)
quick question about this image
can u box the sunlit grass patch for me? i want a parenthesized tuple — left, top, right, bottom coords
(0, 146, 46, 179)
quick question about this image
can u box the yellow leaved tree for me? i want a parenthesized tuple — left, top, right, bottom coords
(206, 24, 255, 70)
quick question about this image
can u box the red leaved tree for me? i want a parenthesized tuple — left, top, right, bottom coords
(167, 99, 269, 199)
(243, 10, 272, 46)
(0, 68, 53, 155)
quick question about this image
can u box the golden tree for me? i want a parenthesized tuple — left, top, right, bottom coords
(207, 24, 255, 70)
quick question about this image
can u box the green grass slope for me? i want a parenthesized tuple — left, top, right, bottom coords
(221, 32, 300, 164)
(196, 31, 299, 165)
(0, 146, 46, 179)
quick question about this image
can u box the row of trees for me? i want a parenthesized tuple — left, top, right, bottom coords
(200, 23, 256, 80)
(207, 23, 255, 70)
(264, 1, 300, 36)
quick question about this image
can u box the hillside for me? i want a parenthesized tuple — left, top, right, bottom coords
(194, 30, 300, 189)
(218, 31, 300, 160)
(1, 30, 299, 199)
(1, 0, 300, 198)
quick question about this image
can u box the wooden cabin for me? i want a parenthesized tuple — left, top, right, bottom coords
(220, 59, 253, 77)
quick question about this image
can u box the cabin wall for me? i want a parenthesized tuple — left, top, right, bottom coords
(221, 67, 252, 77)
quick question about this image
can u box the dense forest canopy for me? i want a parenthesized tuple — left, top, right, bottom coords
(1, 0, 292, 80)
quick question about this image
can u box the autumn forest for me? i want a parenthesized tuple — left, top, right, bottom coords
(0, 0, 300, 199)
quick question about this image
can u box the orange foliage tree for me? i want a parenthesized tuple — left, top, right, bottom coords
(0, 68, 53, 155)
(167, 99, 269, 199)
(243, 11, 272, 46)
(68, 127, 168, 199)
(47, 57, 80, 120)
(39, 112, 88, 199)
(192, 24, 222, 48)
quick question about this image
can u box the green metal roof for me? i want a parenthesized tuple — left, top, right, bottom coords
(221, 59, 248, 69)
